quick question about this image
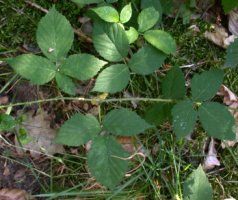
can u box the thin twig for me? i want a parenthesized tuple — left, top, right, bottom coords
(24, 0, 92, 43)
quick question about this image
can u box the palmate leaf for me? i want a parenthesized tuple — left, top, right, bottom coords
(103, 108, 153, 136)
(183, 165, 212, 200)
(87, 136, 129, 190)
(198, 102, 236, 140)
(55, 72, 76, 95)
(92, 6, 119, 23)
(191, 69, 224, 102)
(144, 30, 176, 54)
(92, 64, 130, 93)
(60, 54, 107, 81)
(161, 66, 186, 99)
(36, 7, 74, 62)
(138, 7, 159, 32)
(172, 100, 197, 138)
(55, 113, 101, 146)
(224, 38, 238, 68)
(93, 21, 129, 62)
(7, 54, 56, 85)
(128, 45, 167, 75)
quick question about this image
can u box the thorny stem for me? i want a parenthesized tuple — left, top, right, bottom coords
(0, 97, 175, 109)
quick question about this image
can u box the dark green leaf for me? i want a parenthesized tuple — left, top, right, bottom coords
(8, 54, 56, 85)
(93, 21, 129, 62)
(0, 114, 16, 132)
(72, 0, 103, 4)
(145, 103, 173, 126)
(191, 69, 224, 102)
(224, 38, 238, 68)
(88, 136, 129, 190)
(93, 64, 130, 93)
(120, 3, 132, 23)
(36, 7, 74, 62)
(92, 6, 119, 23)
(60, 54, 107, 81)
(125, 27, 139, 44)
(198, 102, 236, 140)
(141, 0, 162, 16)
(161, 66, 186, 99)
(172, 100, 197, 138)
(103, 108, 153, 136)
(55, 73, 76, 95)
(183, 165, 212, 200)
(138, 7, 159, 32)
(55, 113, 101, 146)
(129, 45, 166, 75)
(221, 0, 238, 14)
(144, 30, 176, 54)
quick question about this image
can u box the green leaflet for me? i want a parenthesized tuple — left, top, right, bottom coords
(137, 7, 159, 32)
(221, 0, 238, 14)
(129, 45, 167, 75)
(144, 30, 176, 54)
(93, 21, 129, 62)
(92, 6, 119, 23)
(103, 108, 153, 136)
(198, 102, 236, 140)
(7, 54, 56, 85)
(191, 69, 224, 102)
(92, 64, 130, 93)
(161, 66, 186, 99)
(183, 165, 212, 200)
(60, 54, 107, 81)
(55, 113, 101, 146)
(120, 3, 132, 24)
(87, 136, 129, 190)
(36, 7, 74, 62)
(172, 100, 197, 138)
(125, 27, 139, 44)
(55, 73, 76, 95)
(224, 38, 238, 68)
(0, 114, 16, 132)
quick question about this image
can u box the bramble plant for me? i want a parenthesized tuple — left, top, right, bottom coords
(2, 0, 238, 198)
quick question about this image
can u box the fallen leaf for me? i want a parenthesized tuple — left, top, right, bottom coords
(15, 109, 64, 157)
(0, 188, 33, 200)
(203, 138, 220, 170)
(229, 8, 238, 36)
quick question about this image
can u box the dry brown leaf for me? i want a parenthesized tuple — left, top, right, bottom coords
(0, 188, 33, 200)
(203, 138, 220, 170)
(218, 85, 238, 147)
(15, 109, 64, 157)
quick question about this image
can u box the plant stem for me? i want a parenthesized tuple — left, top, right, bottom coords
(0, 96, 175, 109)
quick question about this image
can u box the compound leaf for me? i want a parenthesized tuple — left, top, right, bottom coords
(144, 30, 176, 54)
(55, 113, 101, 146)
(88, 136, 129, 190)
(224, 38, 238, 68)
(183, 165, 212, 200)
(103, 108, 153, 136)
(191, 69, 224, 102)
(198, 102, 236, 140)
(129, 45, 167, 75)
(55, 73, 76, 95)
(36, 7, 74, 62)
(93, 64, 130, 93)
(8, 54, 56, 85)
(60, 54, 107, 81)
(92, 6, 119, 23)
(138, 7, 159, 32)
(120, 3, 132, 23)
(93, 21, 129, 62)
(172, 100, 197, 138)
(162, 66, 186, 99)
